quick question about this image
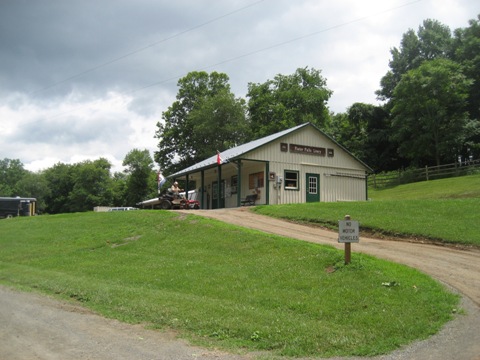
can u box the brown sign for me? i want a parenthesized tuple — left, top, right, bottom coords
(289, 143, 326, 156)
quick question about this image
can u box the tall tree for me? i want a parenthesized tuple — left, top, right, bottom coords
(110, 171, 128, 207)
(123, 149, 155, 205)
(15, 171, 51, 213)
(43, 159, 113, 214)
(68, 158, 113, 212)
(0, 158, 27, 196)
(392, 58, 472, 166)
(377, 19, 453, 101)
(154, 71, 248, 174)
(452, 15, 480, 159)
(43, 162, 75, 214)
(329, 104, 398, 171)
(188, 88, 249, 160)
(247, 67, 332, 138)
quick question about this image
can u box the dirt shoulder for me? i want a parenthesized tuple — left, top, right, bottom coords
(0, 286, 247, 360)
(1, 207, 479, 360)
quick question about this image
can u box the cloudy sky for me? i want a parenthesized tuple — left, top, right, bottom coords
(1, 0, 477, 173)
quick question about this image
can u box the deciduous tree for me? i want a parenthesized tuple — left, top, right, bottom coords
(392, 59, 471, 166)
(452, 15, 480, 159)
(43, 162, 75, 214)
(0, 158, 27, 196)
(377, 19, 453, 101)
(154, 71, 248, 175)
(68, 158, 113, 212)
(15, 172, 50, 213)
(247, 67, 332, 138)
(123, 149, 155, 205)
(329, 104, 398, 171)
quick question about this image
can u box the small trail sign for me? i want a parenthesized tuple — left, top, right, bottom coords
(338, 219, 359, 243)
(338, 215, 359, 265)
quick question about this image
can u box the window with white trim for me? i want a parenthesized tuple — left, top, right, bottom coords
(284, 170, 299, 190)
(308, 176, 318, 194)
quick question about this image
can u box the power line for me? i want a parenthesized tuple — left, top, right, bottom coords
(22, 0, 423, 123)
(29, 0, 266, 96)
(134, 0, 423, 92)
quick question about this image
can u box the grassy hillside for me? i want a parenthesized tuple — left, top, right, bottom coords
(369, 173, 480, 200)
(0, 211, 458, 358)
(255, 174, 480, 247)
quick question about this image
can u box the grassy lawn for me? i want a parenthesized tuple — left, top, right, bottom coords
(369, 173, 480, 200)
(255, 174, 480, 247)
(0, 211, 459, 358)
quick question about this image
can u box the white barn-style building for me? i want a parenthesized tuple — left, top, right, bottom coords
(167, 122, 373, 209)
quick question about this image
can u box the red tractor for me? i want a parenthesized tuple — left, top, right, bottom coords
(158, 190, 200, 210)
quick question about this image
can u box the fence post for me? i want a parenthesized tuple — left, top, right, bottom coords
(425, 165, 429, 181)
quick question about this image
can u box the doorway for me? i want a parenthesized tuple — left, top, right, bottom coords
(212, 180, 225, 209)
(306, 173, 320, 202)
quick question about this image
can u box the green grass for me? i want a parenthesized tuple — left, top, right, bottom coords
(0, 211, 458, 358)
(369, 173, 480, 200)
(255, 174, 480, 247)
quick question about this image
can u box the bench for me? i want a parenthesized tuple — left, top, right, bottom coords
(241, 194, 257, 206)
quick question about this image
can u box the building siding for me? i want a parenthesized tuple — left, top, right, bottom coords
(241, 126, 368, 204)
(171, 123, 370, 208)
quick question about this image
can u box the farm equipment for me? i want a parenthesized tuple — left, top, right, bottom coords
(158, 190, 200, 210)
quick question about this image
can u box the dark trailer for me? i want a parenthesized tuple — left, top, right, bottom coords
(0, 197, 36, 219)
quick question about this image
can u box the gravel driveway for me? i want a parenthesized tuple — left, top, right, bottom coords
(1, 207, 479, 359)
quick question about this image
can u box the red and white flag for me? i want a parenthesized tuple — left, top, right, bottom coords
(216, 151, 223, 165)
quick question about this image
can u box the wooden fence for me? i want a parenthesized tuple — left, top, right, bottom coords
(368, 159, 480, 189)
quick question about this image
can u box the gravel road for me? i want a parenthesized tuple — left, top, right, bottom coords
(1, 207, 479, 360)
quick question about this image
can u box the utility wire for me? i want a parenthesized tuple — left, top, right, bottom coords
(133, 0, 423, 92)
(29, 0, 266, 96)
(25, 0, 422, 123)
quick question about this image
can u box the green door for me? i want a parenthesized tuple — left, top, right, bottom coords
(306, 173, 320, 202)
(212, 180, 225, 209)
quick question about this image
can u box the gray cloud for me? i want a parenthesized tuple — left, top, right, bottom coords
(12, 113, 128, 146)
(0, 0, 477, 172)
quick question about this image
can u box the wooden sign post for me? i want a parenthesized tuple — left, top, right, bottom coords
(338, 215, 359, 265)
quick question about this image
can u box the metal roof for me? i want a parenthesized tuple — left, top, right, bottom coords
(168, 122, 372, 178)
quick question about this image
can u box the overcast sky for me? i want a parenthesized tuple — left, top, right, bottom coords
(1, 0, 478, 173)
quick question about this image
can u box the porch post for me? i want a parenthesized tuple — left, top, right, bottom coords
(236, 160, 242, 207)
(217, 164, 222, 209)
(265, 161, 270, 205)
(201, 170, 205, 209)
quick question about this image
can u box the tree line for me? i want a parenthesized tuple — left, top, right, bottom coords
(0, 150, 157, 214)
(2, 15, 479, 214)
